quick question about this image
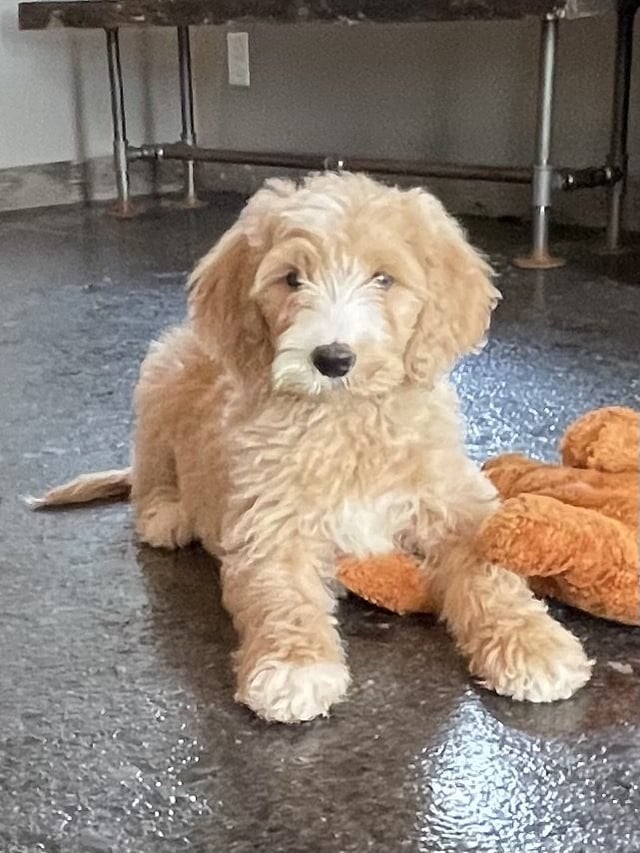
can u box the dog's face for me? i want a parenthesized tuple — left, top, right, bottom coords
(189, 173, 499, 397)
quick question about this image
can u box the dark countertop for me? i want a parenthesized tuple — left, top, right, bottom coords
(0, 195, 639, 853)
(18, 0, 618, 31)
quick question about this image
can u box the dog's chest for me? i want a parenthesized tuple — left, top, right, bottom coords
(294, 402, 428, 497)
(328, 492, 415, 557)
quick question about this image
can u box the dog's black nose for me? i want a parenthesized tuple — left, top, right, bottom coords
(311, 343, 356, 378)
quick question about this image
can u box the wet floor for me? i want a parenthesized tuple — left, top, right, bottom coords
(1, 195, 639, 853)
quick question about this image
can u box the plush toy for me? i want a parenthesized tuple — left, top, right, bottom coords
(337, 407, 639, 626)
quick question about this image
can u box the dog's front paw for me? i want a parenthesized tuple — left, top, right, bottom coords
(136, 501, 193, 549)
(471, 614, 594, 703)
(237, 659, 350, 723)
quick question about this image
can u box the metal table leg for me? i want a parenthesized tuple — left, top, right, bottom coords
(604, 5, 636, 253)
(514, 15, 565, 270)
(176, 25, 205, 208)
(105, 28, 136, 218)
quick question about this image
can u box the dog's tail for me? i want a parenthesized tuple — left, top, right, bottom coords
(26, 467, 132, 509)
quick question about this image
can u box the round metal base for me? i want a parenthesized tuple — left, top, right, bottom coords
(164, 195, 208, 211)
(108, 199, 141, 220)
(512, 252, 566, 270)
(594, 242, 630, 257)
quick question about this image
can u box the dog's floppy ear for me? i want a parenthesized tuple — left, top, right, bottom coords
(187, 179, 299, 376)
(187, 225, 268, 376)
(403, 189, 500, 385)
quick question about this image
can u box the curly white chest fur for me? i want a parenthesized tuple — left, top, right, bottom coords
(327, 492, 416, 557)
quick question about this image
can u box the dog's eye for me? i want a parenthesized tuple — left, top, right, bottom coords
(285, 271, 302, 289)
(372, 272, 394, 289)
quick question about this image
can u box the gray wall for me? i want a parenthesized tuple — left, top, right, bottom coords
(195, 18, 638, 168)
(1, 4, 639, 226)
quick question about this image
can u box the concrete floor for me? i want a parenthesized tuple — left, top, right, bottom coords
(1, 195, 639, 853)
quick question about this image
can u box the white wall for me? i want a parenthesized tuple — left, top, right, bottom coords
(1, 2, 639, 219)
(0, 0, 180, 169)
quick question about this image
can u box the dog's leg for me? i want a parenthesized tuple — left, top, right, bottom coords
(418, 467, 593, 702)
(430, 541, 593, 702)
(131, 421, 193, 550)
(222, 542, 349, 723)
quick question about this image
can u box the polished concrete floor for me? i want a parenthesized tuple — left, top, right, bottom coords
(1, 195, 639, 853)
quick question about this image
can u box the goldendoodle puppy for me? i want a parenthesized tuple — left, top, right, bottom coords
(34, 172, 592, 722)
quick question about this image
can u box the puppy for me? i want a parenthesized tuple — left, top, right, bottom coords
(34, 173, 592, 722)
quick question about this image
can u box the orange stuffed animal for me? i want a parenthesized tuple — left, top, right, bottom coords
(338, 407, 639, 626)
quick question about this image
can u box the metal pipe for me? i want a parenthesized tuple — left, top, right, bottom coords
(134, 142, 534, 183)
(130, 141, 621, 197)
(176, 25, 201, 206)
(514, 15, 564, 269)
(605, 7, 635, 252)
(105, 28, 134, 217)
(558, 165, 621, 191)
